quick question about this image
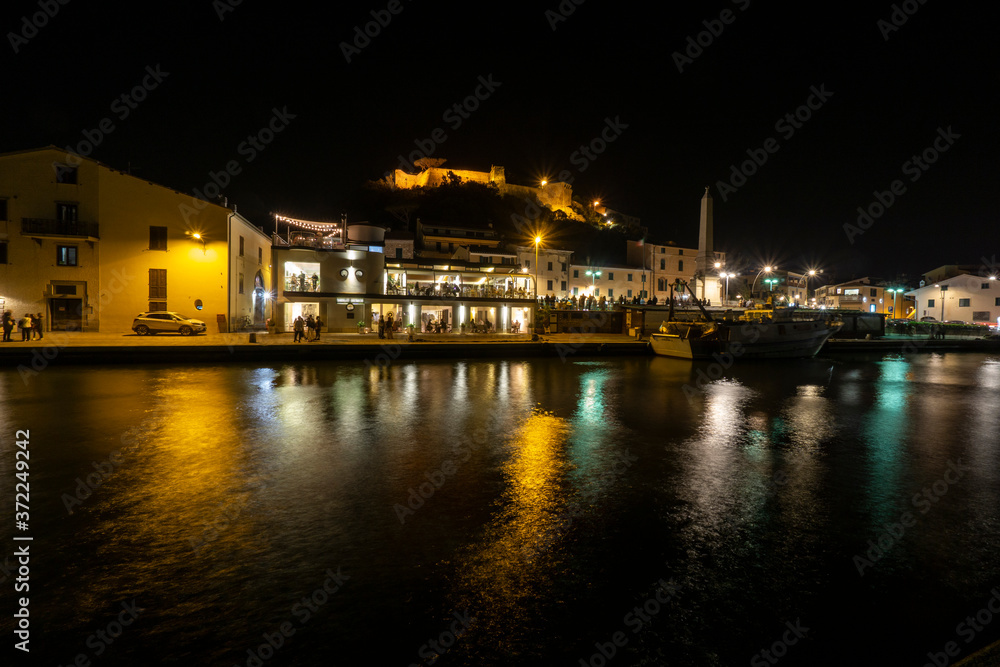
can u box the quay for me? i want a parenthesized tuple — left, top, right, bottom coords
(0, 331, 997, 367)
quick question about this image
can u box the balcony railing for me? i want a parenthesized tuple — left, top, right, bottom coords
(22, 218, 99, 238)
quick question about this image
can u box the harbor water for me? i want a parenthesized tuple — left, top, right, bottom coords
(2, 352, 999, 666)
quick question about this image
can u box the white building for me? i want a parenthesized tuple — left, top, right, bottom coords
(906, 274, 1000, 325)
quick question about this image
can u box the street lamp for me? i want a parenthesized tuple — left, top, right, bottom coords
(533, 236, 542, 300)
(719, 272, 734, 305)
(585, 269, 602, 292)
(751, 266, 774, 299)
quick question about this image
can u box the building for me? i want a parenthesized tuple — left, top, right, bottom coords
(515, 245, 574, 298)
(626, 241, 726, 303)
(0, 146, 270, 333)
(906, 274, 999, 325)
(272, 221, 535, 333)
(814, 277, 913, 316)
(415, 219, 500, 258)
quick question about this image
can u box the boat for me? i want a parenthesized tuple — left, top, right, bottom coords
(649, 282, 838, 360)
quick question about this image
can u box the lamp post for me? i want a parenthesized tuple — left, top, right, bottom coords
(751, 266, 774, 301)
(938, 284, 945, 321)
(585, 269, 602, 295)
(764, 278, 779, 302)
(533, 236, 542, 300)
(719, 272, 733, 305)
(803, 269, 817, 307)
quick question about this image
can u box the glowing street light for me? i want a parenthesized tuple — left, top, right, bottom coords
(585, 269, 602, 292)
(534, 236, 542, 300)
(751, 266, 775, 298)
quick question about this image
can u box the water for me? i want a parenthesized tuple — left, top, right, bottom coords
(2, 352, 999, 666)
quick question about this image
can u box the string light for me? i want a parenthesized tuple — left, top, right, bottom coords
(274, 214, 343, 234)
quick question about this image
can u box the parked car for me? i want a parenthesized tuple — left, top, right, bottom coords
(132, 311, 207, 336)
(919, 316, 937, 322)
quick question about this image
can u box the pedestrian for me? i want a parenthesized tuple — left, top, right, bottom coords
(377, 314, 385, 339)
(306, 314, 315, 340)
(385, 312, 394, 340)
(33, 312, 43, 340)
(311, 273, 319, 291)
(314, 315, 323, 341)
(293, 315, 305, 342)
(20, 313, 32, 341)
(2, 311, 13, 342)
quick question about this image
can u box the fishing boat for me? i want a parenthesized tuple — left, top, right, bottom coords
(649, 282, 837, 360)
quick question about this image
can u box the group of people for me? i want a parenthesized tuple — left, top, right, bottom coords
(376, 312, 396, 339)
(292, 314, 324, 342)
(2, 311, 44, 342)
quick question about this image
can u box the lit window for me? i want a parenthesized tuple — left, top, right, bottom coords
(56, 245, 78, 266)
(958, 298, 970, 307)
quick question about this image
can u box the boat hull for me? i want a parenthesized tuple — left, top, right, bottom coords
(650, 320, 833, 360)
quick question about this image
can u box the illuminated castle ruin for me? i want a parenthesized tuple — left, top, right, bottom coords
(393, 163, 578, 219)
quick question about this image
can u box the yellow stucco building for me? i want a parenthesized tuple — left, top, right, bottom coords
(0, 147, 270, 333)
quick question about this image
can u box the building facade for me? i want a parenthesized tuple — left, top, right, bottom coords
(906, 274, 999, 324)
(0, 146, 269, 333)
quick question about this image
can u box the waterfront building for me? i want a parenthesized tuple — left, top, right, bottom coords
(626, 241, 726, 303)
(906, 273, 999, 325)
(0, 146, 270, 333)
(814, 277, 910, 315)
(515, 245, 574, 299)
(272, 221, 535, 333)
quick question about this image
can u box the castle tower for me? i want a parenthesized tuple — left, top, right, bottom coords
(696, 187, 714, 299)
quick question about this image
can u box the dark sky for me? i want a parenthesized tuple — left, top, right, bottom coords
(4, 1, 997, 282)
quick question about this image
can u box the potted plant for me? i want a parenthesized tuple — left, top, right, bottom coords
(357, 319, 366, 334)
(266, 318, 276, 335)
(460, 320, 467, 334)
(406, 323, 415, 341)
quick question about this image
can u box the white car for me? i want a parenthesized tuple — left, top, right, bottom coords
(132, 311, 207, 336)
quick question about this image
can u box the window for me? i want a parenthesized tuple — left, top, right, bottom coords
(56, 245, 78, 266)
(595, 288, 600, 297)
(658, 278, 665, 290)
(54, 284, 76, 295)
(996, 297, 1000, 306)
(239, 236, 245, 256)
(55, 164, 78, 184)
(608, 289, 614, 298)
(628, 289, 633, 298)
(678, 249, 684, 256)
(0, 242, 7, 264)
(0, 199, 7, 221)
(56, 203, 78, 222)
(660, 248, 665, 254)
(395, 247, 402, 259)
(239, 273, 245, 295)
(149, 226, 167, 251)
(573, 287, 579, 296)
(941, 285, 948, 291)
(660, 259, 665, 270)
(573, 270, 579, 278)
(149, 301, 167, 312)
(547, 280, 553, 291)
(927, 299, 935, 307)
(561, 281, 566, 291)
(982, 283, 991, 289)
(627, 273, 633, 282)
(870, 288, 877, 297)
(149, 269, 166, 300)
(958, 298, 970, 307)
(258, 247, 263, 264)
(547, 261, 553, 271)
(608, 272, 614, 280)
(678, 260, 683, 271)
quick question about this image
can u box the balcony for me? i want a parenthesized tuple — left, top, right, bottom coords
(22, 218, 99, 240)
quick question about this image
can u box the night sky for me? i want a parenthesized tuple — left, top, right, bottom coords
(3, 1, 997, 282)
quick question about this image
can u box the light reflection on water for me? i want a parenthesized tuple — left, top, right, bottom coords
(0, 354, 998, 665)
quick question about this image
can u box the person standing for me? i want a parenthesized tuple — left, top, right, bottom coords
(306, 314, 315, 341)
(377, 314, 385, 339)
(314, 315, 323, 341)
(2, 311, 13, 342)
(385, 312, 394, 340)
(33, 312, 43, 340)
(20, 313, 32, 341)
(293, 315, 305, 342)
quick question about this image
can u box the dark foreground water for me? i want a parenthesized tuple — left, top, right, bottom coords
(2, 352, 1000, 666)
